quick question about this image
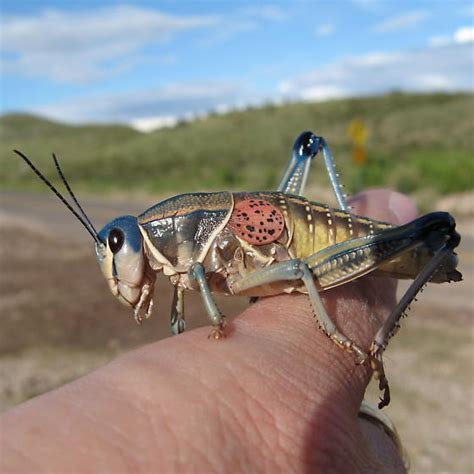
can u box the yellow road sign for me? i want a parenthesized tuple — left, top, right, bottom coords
(348, 119, 368, 146)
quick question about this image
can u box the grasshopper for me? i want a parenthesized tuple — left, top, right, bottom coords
(14, 131, 461, 408)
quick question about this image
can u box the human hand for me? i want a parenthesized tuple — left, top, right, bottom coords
(0, 189, 416, 473)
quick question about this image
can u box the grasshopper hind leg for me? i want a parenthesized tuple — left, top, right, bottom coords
(299, 262, 368, 363)
(278, 131, 348, 211)
(230, 214, 461, 407)
(370, 229, 461, 408)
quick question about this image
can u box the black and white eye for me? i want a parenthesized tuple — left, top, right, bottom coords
(108, 228, 124, 254)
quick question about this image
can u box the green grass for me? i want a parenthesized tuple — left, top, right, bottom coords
(1, 92, 473, 198)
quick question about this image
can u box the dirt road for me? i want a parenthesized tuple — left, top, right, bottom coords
(1, 191, 472, 472)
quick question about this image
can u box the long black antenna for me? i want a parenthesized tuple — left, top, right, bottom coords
(13, 150, 103, 245)
(52, 153, 99, 237)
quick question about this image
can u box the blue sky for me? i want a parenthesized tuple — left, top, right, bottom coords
(1, 1, 473, 129)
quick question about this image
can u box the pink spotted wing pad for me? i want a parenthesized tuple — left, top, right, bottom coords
(228, 198, 284, 245)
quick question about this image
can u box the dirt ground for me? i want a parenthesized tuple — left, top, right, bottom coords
(0, 191, 473, 473)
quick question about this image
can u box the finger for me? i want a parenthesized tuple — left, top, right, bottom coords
(1, 293, 400, 473)
(0, 190, 414, 473)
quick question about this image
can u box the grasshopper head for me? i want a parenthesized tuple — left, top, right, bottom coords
(96, 216, 155, 316)
(13, 150, 155, 322)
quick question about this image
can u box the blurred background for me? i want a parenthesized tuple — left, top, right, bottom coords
(1, 1, 473, 471)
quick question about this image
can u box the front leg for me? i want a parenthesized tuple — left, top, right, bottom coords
(170, 286, 186, 335)
(133, 279, 154, 325)
(188, 263, 226, 339)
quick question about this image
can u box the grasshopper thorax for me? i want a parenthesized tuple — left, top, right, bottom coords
(96, 215, 150, 308)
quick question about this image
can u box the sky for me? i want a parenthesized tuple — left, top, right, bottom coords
(1, 0, 473, 130)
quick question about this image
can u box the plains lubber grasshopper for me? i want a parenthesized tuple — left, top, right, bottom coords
(14, 131, 461, 409)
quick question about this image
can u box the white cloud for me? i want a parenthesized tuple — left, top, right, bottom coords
(454, 26, 474, 43)
(1, 6, 217, 83)
(350, 52, 402, 66)
(279, 80, 345, 101)
(315, 23, 334, 37)
(429, 26, 474, 46)
(30, 81, 255, 123)
(131, 115, 178, 132)
(374, 10, 429, 33)
(299, 85, 347, 102)
(279, 43, 473, 101)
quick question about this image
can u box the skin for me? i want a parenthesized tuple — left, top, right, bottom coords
(0, 189, 416, 473)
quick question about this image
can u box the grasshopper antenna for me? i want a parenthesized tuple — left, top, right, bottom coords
(52, 153, 99, 237)
(13, 150, 103, 246)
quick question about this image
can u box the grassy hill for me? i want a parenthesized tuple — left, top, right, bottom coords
(1, 93, 473, 202)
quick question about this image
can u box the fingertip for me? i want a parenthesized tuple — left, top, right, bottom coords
(348, 189, 417, 225)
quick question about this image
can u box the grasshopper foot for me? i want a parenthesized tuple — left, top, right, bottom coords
(208, 320, 226, 340)
(133, 279, 154, 325)
(134, 313, 143, 325)
(330, 333, 368, 365)
(370, 342, 391, 409)
(377, 380, 391, 409)
(208, 327, 226, 340)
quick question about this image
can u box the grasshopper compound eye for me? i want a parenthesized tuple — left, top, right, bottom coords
(108, 228, 124, 254)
